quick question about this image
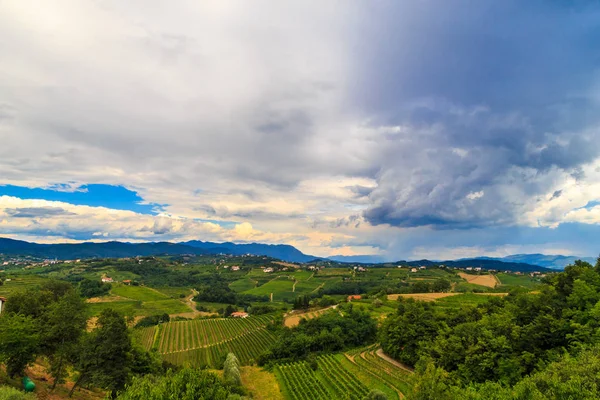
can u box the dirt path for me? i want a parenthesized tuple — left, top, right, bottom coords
(183, 289, 199, 313)
(376, 349, 414, 373)
(292, 280, 297, 292)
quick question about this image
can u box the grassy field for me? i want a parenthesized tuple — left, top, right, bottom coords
(241, 366, 284, 400)
(229, 277, 258, 292)
(111, 284, 171, 301)
(0, 275, 49, 296)
(86, 298, 189, 317)
(497, 273, 542, 288)
(153, 286, 192, 299)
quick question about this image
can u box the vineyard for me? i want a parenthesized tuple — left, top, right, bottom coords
(275, 354, 373, 400)
(345, 345, 412, 397)
(137, 315, 275, 368)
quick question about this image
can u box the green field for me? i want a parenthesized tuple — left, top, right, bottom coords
(143, 315, 276, 367)
(111, 284, 171, 301)
(497, 273, 542, 288)
(0, 275, 49, 296)
(434, 293, 498, 309)
(229, 277, 258, 292)
(87, 298, 189, 317)
(275, 352, 407, 400)
(153, 286, 192, 299)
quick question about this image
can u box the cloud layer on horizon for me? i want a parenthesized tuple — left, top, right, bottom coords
(2, 1, 600, 259)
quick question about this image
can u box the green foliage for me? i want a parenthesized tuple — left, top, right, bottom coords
(116, 368, 233, 400)
(134, 313, 170, 328)
(0, 385, 36, 400)
(381, 258, 600, 397)
(70, 308, 132, 396)
(223, 353, 242, 387)
(0, 280, 86, 383)
(78, 278, 111, 298)
(260, 306, 377, 365)
(0, 314, 39, 378)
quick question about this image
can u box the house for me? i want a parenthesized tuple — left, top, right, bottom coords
(419, 266, 426, 270)
(466, 267, 473, 271)
(122, 280, 132, 285)
(411, 268, 418, 273)
(230, 311, 249, 318)
(474, 267, 482, 272)
(357, 267, 366, 272)
(263, 267, 274, 273)
(101, 277, 114, 283)
(347, 295, 362, 302)
(0, 297, 6, 314)
(231, 266, 240, 271)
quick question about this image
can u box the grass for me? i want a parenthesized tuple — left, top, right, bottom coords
(0, 275, 49, 296)
(153, 286, 192, 299)
(241, 366, 285, 400)
(111, 284, 171, 301)
(497, 273, 542, 288)
(86, 299, 189, 317)
(243, 277, 295, 301)
(435, 293, 497, 309)
(229, 277, 258, 292)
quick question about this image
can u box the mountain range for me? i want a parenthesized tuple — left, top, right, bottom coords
(0, 237, 592, 272)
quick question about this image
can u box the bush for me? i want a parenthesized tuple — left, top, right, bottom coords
(0, 385, 36, 400)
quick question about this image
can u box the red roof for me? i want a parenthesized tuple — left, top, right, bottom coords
(347, 295, 362, 300)
(0, 297, 7, 301)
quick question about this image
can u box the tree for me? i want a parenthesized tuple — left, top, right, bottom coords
(70, 309, 132, 397)
(223, 353, 242, 387)
(115, 368, 231, 400)
(0, 313, 40, 378)
(432, 279, 451, 293)
(43, 291, 87, 389)
(224, 305, 237, 317)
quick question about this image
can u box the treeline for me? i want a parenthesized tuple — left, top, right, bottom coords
(259, 305, 377, 365)
(379, 258, 600, 398)
(193, 276, 268, 305)
(0, 281, 163, 396)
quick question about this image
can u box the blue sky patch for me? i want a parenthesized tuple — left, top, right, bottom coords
(0, 184, 163, 215)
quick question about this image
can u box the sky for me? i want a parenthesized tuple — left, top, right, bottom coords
(1, 1, 600, 260)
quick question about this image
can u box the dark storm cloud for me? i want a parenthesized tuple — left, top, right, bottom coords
(353, 1, 600, 229)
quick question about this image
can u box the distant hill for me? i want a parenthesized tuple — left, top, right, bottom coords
(181, 240, 319, 263)
(497, 254, 596, 269)
(395, 258, 554, 273)
(0, 238, 209, 259)
(328, 255, 387, 264)
(0, 237, 577, 272)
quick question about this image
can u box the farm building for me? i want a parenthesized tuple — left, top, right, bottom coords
(0, 296, 6, 314)
(231, 266, 240, 271)
(230, 311, 249, 318)
(101, 277, 114, 283)
(347, 295, 362, 302)
(263, 267, 274, 273)
(122, 280, 132, 285)
(411, 268, 418, 273)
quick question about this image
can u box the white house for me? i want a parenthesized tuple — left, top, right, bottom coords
(474, 267, 482, 272)
(411, 268, 418, 273)
(231, 266, 240, 271)
(264, 267, 274, 273)
(101, 277, 114, 283)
